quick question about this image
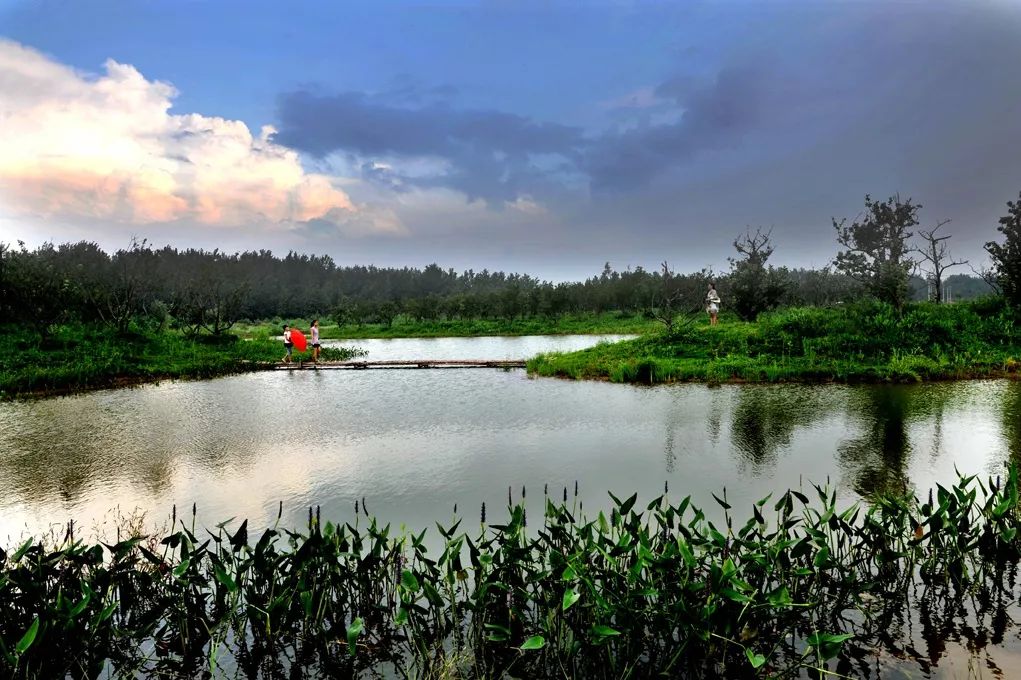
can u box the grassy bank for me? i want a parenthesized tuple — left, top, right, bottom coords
(529, 299, 1021, 385)
(236, 312, 658, 340)
(3, 470, 1021, 678)
(0, 324, 363, 399)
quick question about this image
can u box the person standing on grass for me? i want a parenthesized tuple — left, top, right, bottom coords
(282, 324, 293, 362)
(310, 319, 321, 363)
(706, 283, 721, 327)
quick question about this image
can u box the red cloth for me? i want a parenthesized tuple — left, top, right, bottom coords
(290, 328, 307, 352)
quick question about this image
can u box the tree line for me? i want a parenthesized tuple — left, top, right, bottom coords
(2, 192, 1019, 336)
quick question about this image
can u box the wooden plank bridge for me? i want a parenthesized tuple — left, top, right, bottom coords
(275, 359, 526, 370)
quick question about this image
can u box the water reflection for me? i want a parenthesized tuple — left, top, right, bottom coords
(729, 386, 838, 473)
(0, 338, 1014, 545)
(839, 387, 915, 496)
(836, 385, 961, 497)
(1002, 382, 1021, 461)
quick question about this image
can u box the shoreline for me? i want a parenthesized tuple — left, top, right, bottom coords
(526, 362, 1019, 387)
(8, 355, 1019, 402)
(0, 323, 365, 401)
(525, 345, 1021, 386)
(3, 362, 277, 401)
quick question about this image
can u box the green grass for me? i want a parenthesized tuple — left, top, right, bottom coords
(235, 312, 659, 340)
(0, 324, 363, 399)
(529, 298, 1021, 385)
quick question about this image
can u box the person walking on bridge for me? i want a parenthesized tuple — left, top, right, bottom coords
(282, 325, 293, 362)
(310, 319, 321, 363)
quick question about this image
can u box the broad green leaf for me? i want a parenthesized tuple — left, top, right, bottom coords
(69, 591, 91, 618)
(422, 580, 444, 607)
(806, 631, 853, 660)
(591, 624, 620, 637)
(519, 635, 546, 650)
(721, 587, 752, 603)
(484, 622, 510, 642)
(766, 586, 792, 608)
(346, 617, 364, 655)
(12, 539, 32, 562)
(401, 570, 420, 592)
(562, 589, 581, 611)
(172, 559, 191, 578)
(16, 618, 39, 655)
(213, 564, 238, 593)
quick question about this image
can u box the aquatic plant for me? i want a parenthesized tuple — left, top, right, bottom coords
(3, 468, 1021, 678)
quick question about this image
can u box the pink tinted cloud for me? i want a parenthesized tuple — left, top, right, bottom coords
(0, 40, 402, 235)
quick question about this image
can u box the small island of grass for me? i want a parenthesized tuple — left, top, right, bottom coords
(0, 324, 363, 399)
(528, 299, 1021, 385)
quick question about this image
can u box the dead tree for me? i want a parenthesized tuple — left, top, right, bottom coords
(914, 219, 967, 303)
(650, 262, 714, 334)
(650, 261, 683, 333)
(971, 263, 1003, 296)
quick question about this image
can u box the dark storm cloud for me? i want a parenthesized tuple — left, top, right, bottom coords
(587, 63, 778, 191)
(580, 1, 1021, 266)
(272, 90, 585, 202)
(268, 0, 1021, 271)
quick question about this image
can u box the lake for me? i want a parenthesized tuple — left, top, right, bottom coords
(0, 334, 1016, 545)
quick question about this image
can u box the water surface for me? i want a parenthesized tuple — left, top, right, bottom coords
(1, 335, 1017, 545)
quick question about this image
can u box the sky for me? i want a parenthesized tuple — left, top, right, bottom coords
(1, 0, 1020, 280)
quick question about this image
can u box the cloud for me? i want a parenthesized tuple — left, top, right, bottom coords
(0, 40, 402, 236)
(272, 90, 585, 203)
(586, 64, 779, 191)
(598, 86, 666, 111)
(297, 204, 403, 239)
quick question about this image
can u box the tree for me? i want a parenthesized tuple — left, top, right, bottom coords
(649, 262, 684, 333)
(375, 300, 400, 327)
(728, 227, 789, 320)
(0, 243, 8, 320)
(77, 239, 156, 332)
(175, 253, 249, 335)
(914, 219, 966, 303)
(5, 241, 76, 336)
(785, 267, 863, 306)
(649, 262, 714, 334)
(970, 264, 1002, 297)
(834, 194, 919, 309)
(986, 192, 1021, 309)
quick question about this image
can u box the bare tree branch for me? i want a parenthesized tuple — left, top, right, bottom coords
(971, 263, 1002, 296)
(913, 219, 967, 302)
